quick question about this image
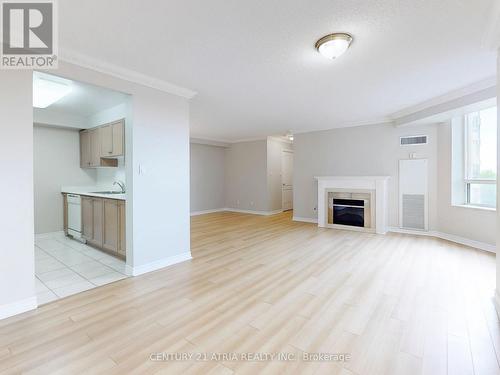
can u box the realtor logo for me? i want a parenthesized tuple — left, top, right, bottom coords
(1, 0, 57, 69)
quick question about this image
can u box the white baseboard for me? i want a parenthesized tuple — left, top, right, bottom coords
(0, 296, 37, 321)
(192, 208, 286, 217)
(388, 227, 435, 237)
(388, 227, 496, 253)
(126, 251, 192, 276)
(190, 208, 226, 216)
(293, 216, 318, 223)
(224, 208, 283, 216)
(35, 230, 65, 239)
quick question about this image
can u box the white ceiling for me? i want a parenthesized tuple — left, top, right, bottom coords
(59, 0, 497, 141)
(33, 72, 128, 117)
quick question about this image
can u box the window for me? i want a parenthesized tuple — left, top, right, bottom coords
(464, 107, 497, 208)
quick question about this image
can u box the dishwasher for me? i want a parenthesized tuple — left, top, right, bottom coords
(67, 194, 83, 240)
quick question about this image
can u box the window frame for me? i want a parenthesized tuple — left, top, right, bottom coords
(463, 108, 497, 209)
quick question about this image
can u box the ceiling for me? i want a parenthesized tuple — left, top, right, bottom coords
(34, 72, 128, 117)
(59, 0, 497, 141)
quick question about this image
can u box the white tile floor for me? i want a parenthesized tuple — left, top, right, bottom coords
(34, 232, 128, 305)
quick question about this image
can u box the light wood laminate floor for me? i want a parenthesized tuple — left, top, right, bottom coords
(0, 211, 498, 374)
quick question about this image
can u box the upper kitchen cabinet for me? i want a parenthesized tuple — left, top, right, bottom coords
(80, 119, 124, 168)
(90, 128, 102, 167)
(100, 120, 124, 158)
(80, 130, 92, 168)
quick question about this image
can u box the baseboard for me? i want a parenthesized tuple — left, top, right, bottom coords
(35, 230, 65, 239)
(126, 251, 192, 276)
(388, 227, 435, 237)
(190, 208, 226, 216)
(224, 208, 283, 216)
(293, 216, 318, 223)
(0, 296, 37, 321)
(436, 231, 496, 253)
(388, 227, 496, 253)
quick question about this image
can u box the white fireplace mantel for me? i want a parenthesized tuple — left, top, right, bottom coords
(315, 176, 390, 234)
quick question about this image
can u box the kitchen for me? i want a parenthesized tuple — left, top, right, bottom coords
(33, 72, 131, 304)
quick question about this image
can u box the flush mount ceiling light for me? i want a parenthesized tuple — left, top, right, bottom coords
(315, 33, 353, 60)
(33, 73, 72, 108)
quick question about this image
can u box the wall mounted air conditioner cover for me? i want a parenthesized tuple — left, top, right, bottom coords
(399, 159, 428, 231)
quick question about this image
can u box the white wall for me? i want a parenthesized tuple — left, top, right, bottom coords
(34, 108, 87, 128)
(267, 137, 293, 211)
(0, 71, 36, 319)
(130, 86, 190, 269)
(225, 140, 268, 211)
(190, 143, 226, 213)
(87, 102, 128, 127)
(95, 165, 126, 187)
(190, 138, 293, 214)
(33, 125, 97, 234)
(293, 123, 439, 229)
(437, 121, 496, 245)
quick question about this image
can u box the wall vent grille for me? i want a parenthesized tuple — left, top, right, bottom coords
(400, 135, 427, 146)
(402, 194, 426, 230)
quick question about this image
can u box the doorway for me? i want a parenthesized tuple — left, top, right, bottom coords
(281, 150, 293, 210)
(33, 72, 131, 304)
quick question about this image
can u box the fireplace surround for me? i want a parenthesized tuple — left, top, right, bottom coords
(315, 176, 390, 234)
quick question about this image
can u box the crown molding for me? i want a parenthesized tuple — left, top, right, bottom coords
(59, 49, 197, 99)
(231, 136, 269, 143)
(291, 118, 394, 136)
(190, 137, 230, 148)
(268, 135, 293, 144)
(390, 77, 496, 121)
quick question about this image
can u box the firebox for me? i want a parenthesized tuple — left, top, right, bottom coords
(327, 192, 372, 229)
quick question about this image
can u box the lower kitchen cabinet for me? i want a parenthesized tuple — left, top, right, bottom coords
(81, 196, 94, 240)
(90, 198, 104, 247)
(80, 196, 126, 260)
(103, 199, 119, 253)
(118, 201, 126, 257)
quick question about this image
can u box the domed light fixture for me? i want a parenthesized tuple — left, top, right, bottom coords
(315, 33, 353, 60)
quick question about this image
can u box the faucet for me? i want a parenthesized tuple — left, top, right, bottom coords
(113, 181, 126, 194)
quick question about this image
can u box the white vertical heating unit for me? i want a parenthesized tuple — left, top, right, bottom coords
(399, 159, 428, 231)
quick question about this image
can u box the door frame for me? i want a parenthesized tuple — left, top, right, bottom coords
(281, 149, 294, 211)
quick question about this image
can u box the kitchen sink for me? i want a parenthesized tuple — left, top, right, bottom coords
(90, 191, 124, 195)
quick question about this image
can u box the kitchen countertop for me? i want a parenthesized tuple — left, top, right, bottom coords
(61, 186, 126, 201)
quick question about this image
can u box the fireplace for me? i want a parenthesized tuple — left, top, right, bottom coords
(315, 176, 389, 234)
(327, 192, 371, 229)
